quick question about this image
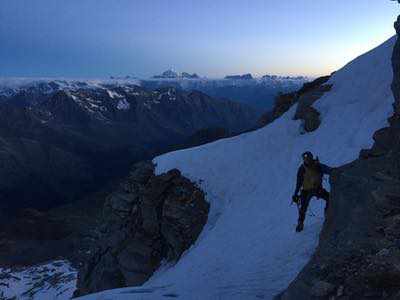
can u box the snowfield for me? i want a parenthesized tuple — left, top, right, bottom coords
(0, 77, 142, 93)
(77, 36, 396, 300)
(0, 260, 76, 300)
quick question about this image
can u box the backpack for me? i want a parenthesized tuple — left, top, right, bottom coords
(302, 159, 322, 191)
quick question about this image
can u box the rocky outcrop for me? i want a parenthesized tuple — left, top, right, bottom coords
(73, 161, 209, 297)
(276, 17, 400, 300)
(293, 83, 332, 133)
(258, 75, 331, 129)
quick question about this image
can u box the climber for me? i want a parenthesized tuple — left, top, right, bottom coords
(292, 151, 332, 232)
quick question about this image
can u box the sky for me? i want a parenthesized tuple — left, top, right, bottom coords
(0, 0, 398, 78)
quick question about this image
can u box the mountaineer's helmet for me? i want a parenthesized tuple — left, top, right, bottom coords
(302, 151, 313, 160)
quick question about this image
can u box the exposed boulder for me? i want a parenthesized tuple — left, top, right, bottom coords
(73, 161, 209, 297)
(294, 83, 332, 133)
(297, 106, 321, 133)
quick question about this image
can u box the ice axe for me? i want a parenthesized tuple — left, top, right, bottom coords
(291, 195, 301, 213)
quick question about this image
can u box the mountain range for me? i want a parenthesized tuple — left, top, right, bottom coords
(141, 74, 307, 110)
(0, 80, 259, 213)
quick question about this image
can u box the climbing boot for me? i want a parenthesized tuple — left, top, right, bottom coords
(296, 222, 304, 232)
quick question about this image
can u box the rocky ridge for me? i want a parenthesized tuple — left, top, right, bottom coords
(73, 161, 209, 297)
(225, 73, 254, 80)
(152, 69, 199, 79)
(142, 75, 307, 111)
(258, 75, 331, 131)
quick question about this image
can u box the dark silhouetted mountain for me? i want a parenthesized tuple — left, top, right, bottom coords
(0, 79, 259, 213)
(225, 73, 253, 80)
(152, 70, 199, 79)
(181, 72, 199, 79)
(153, 69, 179, 79)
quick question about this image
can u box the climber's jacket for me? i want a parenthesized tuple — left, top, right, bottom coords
(294, 160, 332, 194)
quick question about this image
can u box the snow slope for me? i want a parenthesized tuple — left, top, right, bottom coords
(0, 260, 76, 300)
(78, 37, 395, 300)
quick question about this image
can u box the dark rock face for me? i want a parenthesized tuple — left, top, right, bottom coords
(294, 83, 332, 133)
(297, 106, 321, 133)
(258, 76, 331, 129)
(270, 92, 297, 121)
(297, 75, 331, 96)
(73, 161, 209, 297)
(392, 16, 400, 121)
(276, 19, 400, 300)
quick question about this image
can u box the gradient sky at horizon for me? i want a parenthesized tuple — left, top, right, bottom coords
(0, 1, 399, 78)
